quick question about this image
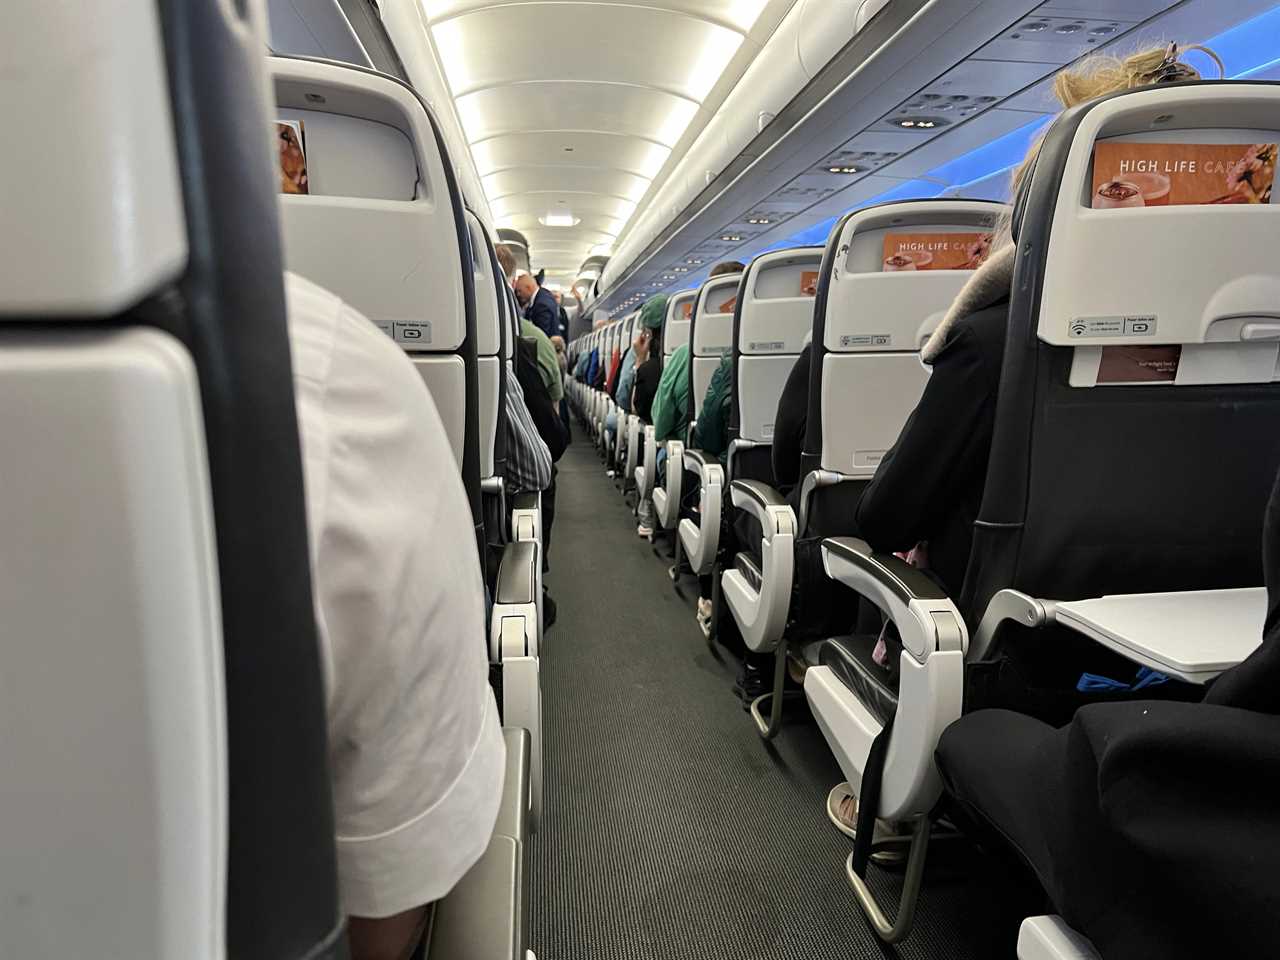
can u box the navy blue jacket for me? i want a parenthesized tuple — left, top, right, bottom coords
(525, 286, 560, 339)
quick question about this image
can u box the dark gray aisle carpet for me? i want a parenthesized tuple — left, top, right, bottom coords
(532, 440, 1039, 960)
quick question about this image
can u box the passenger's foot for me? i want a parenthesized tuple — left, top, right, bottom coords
(733, 662, 769, 704)
(636, 523, 654, 539)
(696, 597, 713, 638)
(542, 590, 558, 631)
(826, 783, 908, 865)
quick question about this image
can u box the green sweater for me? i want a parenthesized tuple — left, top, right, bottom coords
(652, 344, 691, 442)
(693, 352, 732, 463)
(520, 319, 564, 404)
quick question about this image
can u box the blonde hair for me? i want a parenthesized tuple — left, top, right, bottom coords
(996, 43, 1208, 244)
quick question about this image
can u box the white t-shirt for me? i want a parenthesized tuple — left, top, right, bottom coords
(284, 271, 504, 918)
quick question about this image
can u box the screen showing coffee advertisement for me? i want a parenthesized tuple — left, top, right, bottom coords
(717, 295, 738, 314)
(800, 271, 819, 297)
(880, 233, 993, 272)
(277, 120, 309, 195)
(1091, 142, 1276, 207)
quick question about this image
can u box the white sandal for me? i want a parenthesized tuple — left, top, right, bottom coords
(826, 782, 858, 839)
(825, 782, 909, 865)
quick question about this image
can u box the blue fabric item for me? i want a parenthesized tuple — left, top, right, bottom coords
(615, 348, 638, 412)
(1077, 667, 1171, 693)
(1133, 667, 1171, 690)
(587, 348, 600, 386)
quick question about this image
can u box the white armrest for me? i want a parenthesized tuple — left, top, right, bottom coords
(1053, 587, 1265, 684)
(678, 450, 723, 575)
(1018, 917, 1101, 960)
(722, 480, 795, 653)
(635, 424, 656, 498)
(509, 492, 543, 639)
(811, 537, 967, 822)
(489, 541, 543, 830)
(652, 440, 684, 530)
(624, 414, 641, 489)
(820, 537, 967, 663)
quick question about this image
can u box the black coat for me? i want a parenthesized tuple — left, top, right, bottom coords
(937, 458, 1280, 960)
(632, 356, 661, 423)
(855, 300, 1007, 596)
(771, 344, 810, 496)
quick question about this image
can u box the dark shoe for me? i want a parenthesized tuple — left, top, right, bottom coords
(733, 663, 769, 704)
(542, 589, 557, 631)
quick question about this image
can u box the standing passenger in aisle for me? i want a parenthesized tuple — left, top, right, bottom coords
(514, 271, 561, 339)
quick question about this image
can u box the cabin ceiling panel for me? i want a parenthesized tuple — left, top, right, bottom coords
(425, 0, 772, 32)
(433, 5, 743, 101)
(422, 0, 778, 287)
(491, 194, 638, 223)
(455, 84, 698, 144)
(471, 132, 672, 180)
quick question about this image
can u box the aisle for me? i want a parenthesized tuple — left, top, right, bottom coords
(530, 440, 1032, 960)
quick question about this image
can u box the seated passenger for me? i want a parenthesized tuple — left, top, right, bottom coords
(604, 340, 622, 396)
(631, 298, 665, 537)
(551, 334, 571, 438)
(286, 271, 505, 960)
(690, 350, 733, 635)
(573, 346, 590, 383)
(587, 344, 602, 390)
(503, 369, 554, 500)
(858, 44, 1205, 597)
(604, 298, 660, 473)
(651, 341, 691, 448)
(831, 42, 1213, 833)
(935, 465, 1280, 960)
(590, 344, 607, 390)
(771, 342, 811, 500)
(497, 245, 566, 412)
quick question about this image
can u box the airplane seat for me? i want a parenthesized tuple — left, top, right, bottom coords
(806, 81, 1280, 944)
(653, 275, 740, 532)
(610, 315, 636, 479)
(680, 247, 822, 582)
(2, 3, 342, 957)
(470, 212, 505, 489)
(726, 199, 1004, 739)
(483, 229, 546, 663)
(269, 55, 539, 950)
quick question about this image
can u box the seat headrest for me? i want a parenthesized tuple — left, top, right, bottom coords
(818, 198, 1006, 354)
(1016, 81, 1280, 386)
